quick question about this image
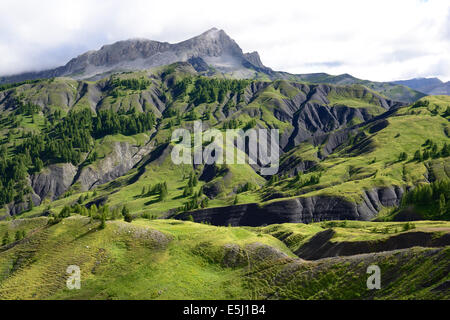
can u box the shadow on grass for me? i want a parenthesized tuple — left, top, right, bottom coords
(144, 199, 161, 206)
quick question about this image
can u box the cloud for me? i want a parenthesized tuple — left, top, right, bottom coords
(302, 61, 344, 68)
(0, 0, 449, 81)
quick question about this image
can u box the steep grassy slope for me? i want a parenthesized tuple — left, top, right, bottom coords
(0, 216, 448, 299)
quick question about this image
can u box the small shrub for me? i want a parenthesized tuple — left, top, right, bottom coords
(99, 217, 106, 229)
(124, 213, 133, 223)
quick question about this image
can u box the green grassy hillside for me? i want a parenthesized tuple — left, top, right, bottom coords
(0, 216, 448, 299)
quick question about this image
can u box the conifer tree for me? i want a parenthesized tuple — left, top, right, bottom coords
(2, 231, 10, 246)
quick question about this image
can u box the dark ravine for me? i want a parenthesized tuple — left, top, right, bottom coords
(174, 186, 404, 226)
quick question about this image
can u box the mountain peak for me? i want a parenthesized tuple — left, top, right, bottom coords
(243, 51, 268, 70)
(202, 27, 220, 34)
(198, 27, 230, 37)
(0, 28, 270, 83)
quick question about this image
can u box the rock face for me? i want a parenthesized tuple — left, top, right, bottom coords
(222, 244, 248, 268)
(76, 141, 152, 190)
(3, 163, 77, 217)
(175, 186, 404, 226)
(243, 52, 265, 69)
(31, 163, 78, 202)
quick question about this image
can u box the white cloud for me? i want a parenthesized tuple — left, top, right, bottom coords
(0, 0, 449, 81)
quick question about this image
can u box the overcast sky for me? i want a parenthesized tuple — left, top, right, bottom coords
(1, 0, 449, 81)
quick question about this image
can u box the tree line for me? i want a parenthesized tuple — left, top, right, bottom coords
(401, 179, 449, 218)
(172, 77, 250, 106)
(109, 77, 151, 98)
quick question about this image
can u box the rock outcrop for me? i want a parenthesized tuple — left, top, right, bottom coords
(76, 141, 152, 190)
(3, 163, 78, 216)
(31, 163, 78, 202)
(175, 186, 404, 226)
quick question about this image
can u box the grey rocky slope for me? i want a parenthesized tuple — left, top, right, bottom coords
(174, 186, 404, 226)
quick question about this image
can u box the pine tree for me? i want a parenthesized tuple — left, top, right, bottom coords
(121, 205, 129, 217)
(183, 185, 193, 197)
(294, 172, 302, 183)
(439, 194, 446, 216)
(441, 143, 450, 157)
(413, 150, 422, 162)
(89, 204, 98, 217)
(200, 198, 209, 208)
(431, 143, 438, 157)
(59, 205, 71, 218)
(99, 214, 106, 229)
(398, 152, 408, 161)
(2, 231, 10, 246)
(35, 158, 44, 172)
(193, 175, 198, 187)
(159, 182, 168, 201)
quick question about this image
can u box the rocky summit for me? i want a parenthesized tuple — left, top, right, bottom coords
(0, 28, 272, 83)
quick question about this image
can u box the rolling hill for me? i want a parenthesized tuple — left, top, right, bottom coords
(1, 216, 449, 299)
